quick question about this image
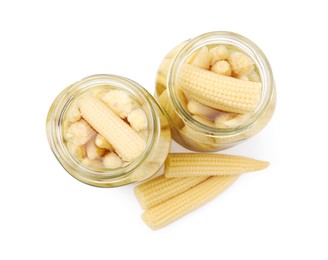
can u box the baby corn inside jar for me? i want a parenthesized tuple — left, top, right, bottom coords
(156, 31, 276, 152)
(47, 75, 171, 187)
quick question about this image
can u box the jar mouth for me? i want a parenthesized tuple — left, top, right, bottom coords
(167, 31, 274, 137)
(46, 74, 160, 186)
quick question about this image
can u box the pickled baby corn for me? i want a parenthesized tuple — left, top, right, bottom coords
(78, 95, 146, 162)
(142, 175, 239, 230)
(165, 153, 269, 178)
(179, 64, 261, 114)
(134, 175, 208, 209)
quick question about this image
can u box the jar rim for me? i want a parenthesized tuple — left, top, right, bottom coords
(167, 31, 274, 137)
(46, 74, 160, 186)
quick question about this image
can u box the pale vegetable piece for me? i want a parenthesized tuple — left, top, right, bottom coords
(211, 60, 232, 76)
(237, 75, 250, 81)
(127, 108, 148, 131)
(66, 103, 81, 123)
(164, 153, 270, 178)
(95, 134, 113, 150)
(103, 152, 123, 169)
(246, 70, 261, 82)
(101, 89, 138, 118)
(81, 158, 104, 168)
(214, 113, 248, 128)
(179, 64, 262, 114)
(191, 46, 210, 70)
(187, 100, 219, 120)
(192, 115, 215, 127)
(86, 138, 107, 160)
(78, 95, 146, 162)
(134, 175, 208, 209)
(227, 51, 255, 77)
(209, 45, 229, 65)
(66, 142, 86, 160)
(64, 119, 96, 145)
(142, 175, 239, 230)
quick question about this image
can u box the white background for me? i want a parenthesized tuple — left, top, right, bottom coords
(1, 0, 327, 259)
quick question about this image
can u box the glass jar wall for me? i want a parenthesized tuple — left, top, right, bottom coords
(47, 75, 171, 187)
(155, 31, 276, 152)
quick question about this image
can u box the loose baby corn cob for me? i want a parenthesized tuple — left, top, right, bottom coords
(165, 153, 269, 178)
(135, 175, 208, 210)
(78, 95, 146, 162)
(179, 64, 262, 114)
(142, 175, 239, 230)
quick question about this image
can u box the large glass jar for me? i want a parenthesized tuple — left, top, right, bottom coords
(155, 31, 276, 152)
(47, 75, 171, 187)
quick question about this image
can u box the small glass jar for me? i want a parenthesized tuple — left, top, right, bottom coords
(155, 31, 276, 152)
(46, 74, 171, 187)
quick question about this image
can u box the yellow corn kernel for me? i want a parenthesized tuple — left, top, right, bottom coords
(134, 175, 208, 209)
(179, 64, 262, 114)
(164, 153, 269, 178)
(142, 175, 239, 230)
(78, 95, 146, 162)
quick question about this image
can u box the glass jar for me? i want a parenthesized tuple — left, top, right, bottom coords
(46, 74, 171, 187)
(155, 31, 276, 152)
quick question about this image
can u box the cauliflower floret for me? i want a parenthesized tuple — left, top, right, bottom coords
(64, 119, 96, 145)
(103, 152, 123, 169)
(81, 158, 104, 169)
(66, 142, 86, 160)
(85, 138, 107, 160)
(227, 51, 255, 77)
(95, 134, 113, 150)
(127, 108, 148, 131)
(101, 90, 138, 118)
(66, 103, 81, 123)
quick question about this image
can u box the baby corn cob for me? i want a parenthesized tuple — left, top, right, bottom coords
(179, 64, 261, 114)
(78, 95, 146, 162)
(157, 59, 261, 114)
(165, 153, 269, 178)
(142, 175, 239, 230)
(135, 175, 208, 210)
